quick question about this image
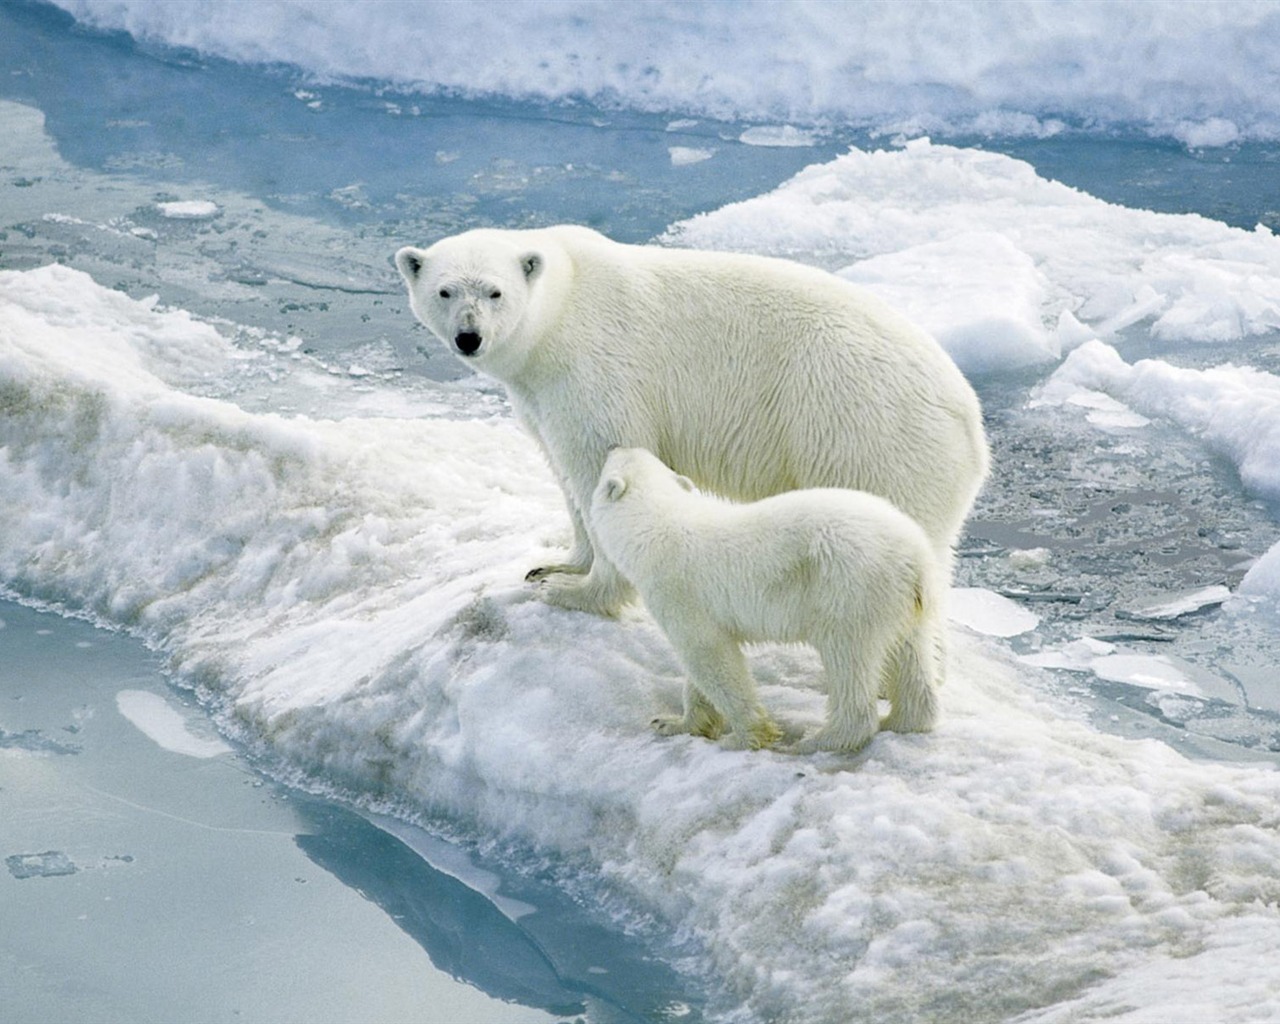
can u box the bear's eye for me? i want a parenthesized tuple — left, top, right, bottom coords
(438, 288, 451, 299)
(489, 289, 502, 300)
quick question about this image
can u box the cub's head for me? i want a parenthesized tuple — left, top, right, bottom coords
(594, 447, 696, 513)
(395, 231, 544, 376)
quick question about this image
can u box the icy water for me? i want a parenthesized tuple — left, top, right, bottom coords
(0, 599, 701, 1024)
(4, 2, 1280, 1022)
(1, 599, 696, 1024)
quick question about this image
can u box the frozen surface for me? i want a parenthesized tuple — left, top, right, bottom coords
(4, 258, 1280, 1023)
(3, 4, 1280, 1022)
(48, 0, 1280, 143)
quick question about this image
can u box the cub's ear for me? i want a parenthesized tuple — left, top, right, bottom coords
(602, 475, 628, 502)
(520, 252, 544, 282)
(395, 247, 428, 282)
(675, 474, 695, 492)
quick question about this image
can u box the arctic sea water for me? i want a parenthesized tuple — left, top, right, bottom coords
(3, 3, 1280, 1023)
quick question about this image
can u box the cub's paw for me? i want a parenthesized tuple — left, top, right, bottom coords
(651, 713, 724, 741)
(652, 714, 690, 737)
(720, 715, 783, 752)
(789, 724, 876, 756)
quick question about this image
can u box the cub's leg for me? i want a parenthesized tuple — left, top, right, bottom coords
(794, 635, 887, 754)
(881, 618, 941, 735)
(654, 624, 780, 750)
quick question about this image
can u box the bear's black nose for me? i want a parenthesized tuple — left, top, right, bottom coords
(455, 331, 482, 356)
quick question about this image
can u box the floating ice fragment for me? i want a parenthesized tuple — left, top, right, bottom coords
(841, 232, 1058, 374)
(116, 690, 232, 759)
(1022, 640, 1206, 697)
(1063, 389, 1151, 429)
(668, 146, 715, 166)
(1118, 585, 1232, 621)
(739, 125, 817, 147)
(949, 587, 1040, 637)
(0, 728, 81, 755)
(6, 851, 77, 879)
(156, 200, 219, 220)
(1008, 547, 1052, 571)
(1235, 539, 1280, 607)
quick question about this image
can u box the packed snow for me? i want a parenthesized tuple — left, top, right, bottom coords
(48, 0, 1280, 143)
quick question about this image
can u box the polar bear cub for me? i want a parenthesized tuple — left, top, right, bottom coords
(591, 447, 943, 753)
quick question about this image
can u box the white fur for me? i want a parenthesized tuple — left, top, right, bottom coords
(591, 447, 943, 753)
(396, 225, 988, 618)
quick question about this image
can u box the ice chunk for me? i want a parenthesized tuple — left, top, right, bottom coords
(156, 200, 220, 219)
(1041, 341, 1280, 503)
(949, 587, 1040, 637)
(1022, 640, 1205, 697)
(668, 146, 715, 166)
(116, 691, 232, 759)
(667, 141, 1280, 356)
(6, 851, 78, 879)
(840, 232, 1058, 374)
(739, 125, 818, 148)
(1118, 585, 1232, 621)
(1173, 117, 1242, 149)
(1236, 540, 1280, 606)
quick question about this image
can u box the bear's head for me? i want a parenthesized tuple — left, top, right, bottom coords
(595, 447, 696, 510)
(395, 232, 545, 377)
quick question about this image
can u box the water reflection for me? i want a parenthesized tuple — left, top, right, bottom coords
(294, 801, 702, 1023)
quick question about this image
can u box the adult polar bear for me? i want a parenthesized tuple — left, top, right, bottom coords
(396, 225, 988, 618)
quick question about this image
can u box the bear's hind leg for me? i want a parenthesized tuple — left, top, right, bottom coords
(793, 637, 885, 754)
(881, 619, 941, 735)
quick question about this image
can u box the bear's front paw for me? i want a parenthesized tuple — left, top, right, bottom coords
(535, 575, 625, 618)
(525, 562, 589, 582)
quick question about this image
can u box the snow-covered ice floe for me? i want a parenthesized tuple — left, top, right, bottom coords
(665, 139, 1280, 374)
(4, 262, 1280, 1023)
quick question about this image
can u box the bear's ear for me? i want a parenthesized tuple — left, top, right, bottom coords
(602, 475, 628, 502)
(395, 247, 427, 282)
(520, 252, 544, 282)
(674, 474, 695, 493)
